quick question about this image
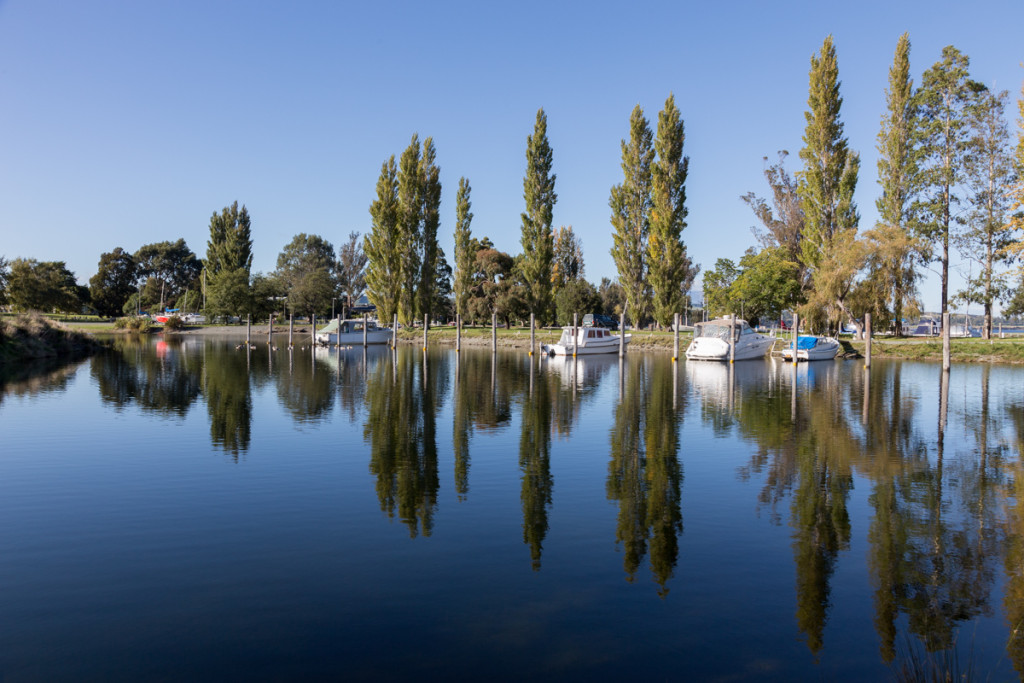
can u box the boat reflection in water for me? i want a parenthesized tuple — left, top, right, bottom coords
(542, 352, 620, 390)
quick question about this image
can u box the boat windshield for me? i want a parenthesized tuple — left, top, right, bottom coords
(694, 321, 750, 341)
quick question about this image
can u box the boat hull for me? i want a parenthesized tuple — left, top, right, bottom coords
(780, 336, 840, 362)
(316, 331, 392, 346)
(542, 338, 629, 356)
(684, 336, 774, 361)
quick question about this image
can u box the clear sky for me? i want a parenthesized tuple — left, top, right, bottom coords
(2, 0, 1022, 314)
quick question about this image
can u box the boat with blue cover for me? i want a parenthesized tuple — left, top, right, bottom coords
(781, 335, 841, 362)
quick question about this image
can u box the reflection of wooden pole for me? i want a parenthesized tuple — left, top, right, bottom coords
(791, 313, 799, 365)
(862, 366, 869, 425)
(673, 312, 679, 362)
(790, 360, 797, 422)
(573, 312, 578, 357)
(530, 313, 535, 356)
(491, 311, 497, 354)
(942, 311, 951, 371)
(619, 311, 625, 358)
(865, 312, 872, 369)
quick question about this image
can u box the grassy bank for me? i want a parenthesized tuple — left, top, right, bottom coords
(0, 312, 104, 365)
(847, 336, 1024, 363)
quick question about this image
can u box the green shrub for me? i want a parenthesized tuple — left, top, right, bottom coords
(114, 316, 153, 333)
(163, 315, 185, 331)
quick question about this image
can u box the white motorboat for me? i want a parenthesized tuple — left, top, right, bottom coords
(315, 318, 392, 345)
(542, 326, 629, 356)
(685, 316, 775, 361)
(780, 335, 840, 362)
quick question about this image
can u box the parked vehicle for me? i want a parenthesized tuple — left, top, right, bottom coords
(581, 313, 619, 330)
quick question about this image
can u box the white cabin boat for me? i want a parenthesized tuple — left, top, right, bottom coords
(315, 318, 392, 346)
(685, 316, 775, 361)
(780, 335, 841, 362)
(542, 326, 629, 356)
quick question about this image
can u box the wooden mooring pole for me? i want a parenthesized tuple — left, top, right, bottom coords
(864, 312, 872, 369)
(423, 314, 428, 351)
(942, 311, 951, 371)
(791, 313, 799, 366)
(529, 313, 535, 356)
(619, 311, 625, 358)
(246, 315, 251, 344)
(573, 312, 578, 357)
(491, 312, 497, 354)
(673, 312, 680, 362)
(289, 315, 294, 347)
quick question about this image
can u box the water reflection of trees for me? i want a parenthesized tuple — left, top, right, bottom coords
(202, 345, 251, 458)
(92, 337, 201, 416)
(715, 359, 1014, 661)
(364, 350, 448, 538)
(606, 357, 684, 596)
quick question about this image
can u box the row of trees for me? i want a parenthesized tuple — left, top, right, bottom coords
(707, 35, 1023, 337)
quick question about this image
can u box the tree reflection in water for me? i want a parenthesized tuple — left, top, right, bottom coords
(607, 356, 684, 596)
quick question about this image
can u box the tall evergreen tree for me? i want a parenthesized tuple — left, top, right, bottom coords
(453, 177, 474, 319)
(520, 108, 557, 324)
(206, 201, 253, 275)
(397, 136, 423, 326)
(648, 94, 696, 328)
(913, 45, 986, 313)
(365, 157, 402, 327)
(610, 105, 654, 325)
(1005, 79, 1024, 316)
(873, 33, 921, 335)
(418, 137, 442, 324)
(796, 35, 861, 330)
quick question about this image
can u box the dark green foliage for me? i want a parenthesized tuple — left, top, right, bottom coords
(135, 239, 202, 311)
(453, 177, 474, 318)
(206, 268, 251, 319)
(418, 137, 442, 323)
(250, 272, 286, 321)
(365, 156, 401, 326)
(598, 277, 626, 317)
(554, 278, 602, 326)
(466, 247, 525, 327)
(702, 258, 739, 319)
(649, 94, 696, 328)
(206, 201, 253, 276)
(520, 109, 557, 323)
(610, 105, 653, 325)
(7, 259, 82, 314)
(90, 247, 138, 317)
(274, 233, 340, 320)
(397, 136, 422, 325)
(0, 256, 10, 306)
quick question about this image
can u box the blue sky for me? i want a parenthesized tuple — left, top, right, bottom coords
(2, 0, 1022, 314)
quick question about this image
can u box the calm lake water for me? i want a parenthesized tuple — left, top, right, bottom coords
(2, 337, 1022, 681)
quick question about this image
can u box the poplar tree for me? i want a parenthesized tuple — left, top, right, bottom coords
(648, 94, 696, 328)
(1002, 80, 1024, 316)
(397, 136, 423, 326)
(796, 35, 861, 330)
(520, 108, 557, 324)
(365, 157, 402, 327)
(205, 201, 254, 316)
(957, 88, 1015, 337)
(418, 137, 441, 324)
(872, 33, 920, 334)
(610, 105, 654, 325)
(453, 177, 474, 319)
(913, 45, 986, 313)
(206, 201, 253, 276)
